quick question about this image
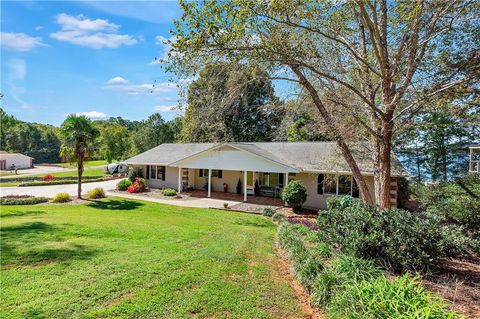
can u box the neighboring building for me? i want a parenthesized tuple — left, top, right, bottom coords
(125, 142, 405, 209)
(0, 151, 34, 170)
(469, 144, 480, 174)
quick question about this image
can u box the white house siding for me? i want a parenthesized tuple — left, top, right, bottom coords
(295, 172, 376, 210)
(0, 153, 33, 170)
(193, 169, 242, 193)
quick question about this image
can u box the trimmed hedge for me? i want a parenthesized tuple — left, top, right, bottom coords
(0, 196, 48, 205)
(319, 197, 443, 272)
(0, 175, 104, 183)
(52, 193, 72, 203)
(281, 180, 307, 210)
(161, 188, 177, 196)
(277, 222, 459, 319)
(19, 177, 108, 187)
(116, 179, 132, 191)
(87, 188, 106, 199)
(262, 207, 276, 217)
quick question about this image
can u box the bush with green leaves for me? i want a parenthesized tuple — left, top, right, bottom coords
(262, 207, 276, 217)
(116, 179, 132, 191)
(277, 222, 459, 319)
(272, 212, 286, 222)
(0, 196, 48, 205)
(87, 187, 106, 199)
(319, 197, 443, 272)
(161, 188, 177, 196)
(281, 180, 307, 210)
(52, 192, 72, 203)
(327, 274, 459, 319)
(128, 167, 144, 182)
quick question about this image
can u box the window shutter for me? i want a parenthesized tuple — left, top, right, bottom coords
(279, 173, 284, 187)
(146, 166, 150, 180)
(317, 174, 324, 194)
(218, 170, 222, 178)
(162, 166, 166, 181)
(199, 169, 203, 177)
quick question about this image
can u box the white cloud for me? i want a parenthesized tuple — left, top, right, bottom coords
(50, 13, 137, 49)
(106, 76, 128, 84)
(104, 81, 177, 95)
(76, 111, 107, 119)
(154, 105, 176, 112)
(6, 59, 26, 81)
(1, 32, 46, 52)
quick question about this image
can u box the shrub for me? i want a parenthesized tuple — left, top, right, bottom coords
(116, 179, 132, 191)
(0, 196, 48, 205)
(319, 197, 443, 272)
(254, 179, 260, 196)
(128, 167, 144, 182)
(127, 177, 147, 193)
(87, 187, 105, 199)
(42, 174, 54, 181)
(162, 188, 177, 196)
(52, 192, 72, 203)
(327, 274, 459, 319)
(272, 212, 286, 222)
(281, 180, 307, 210)
(262, 207, 276, 217)
(236, 178, 242, 194)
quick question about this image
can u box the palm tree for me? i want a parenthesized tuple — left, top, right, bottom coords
(60, 115, 99, 199)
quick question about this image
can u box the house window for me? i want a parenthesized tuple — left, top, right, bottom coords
(149, 165, 165, 181)
(199, 169, 222, 178)
(323, 174, 337, 195)
(318, 173, 360, 197)
(317, 174, 324, 194)
(338, 175, 352, 195)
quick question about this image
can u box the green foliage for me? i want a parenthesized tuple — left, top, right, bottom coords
(52, 193, 72, 203)
(128, 167, 144, 182)
(277, 222, 459, 319)
(0, 196, 48, 205)
(161, 188, 177, 196)
(87, 188, 106, 199)
(281, 180, 307, 210)
(319, 197, 443, 272)
(272, 212, 285, 222)
(97, 123, 128, 163)
(180, 63, 283, 143)
(116, 179, 132, 191)
(262, 207, 276, 217)
(327, 274, 459, 319)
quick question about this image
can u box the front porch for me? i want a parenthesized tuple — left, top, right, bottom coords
(186, 189, 285, 207)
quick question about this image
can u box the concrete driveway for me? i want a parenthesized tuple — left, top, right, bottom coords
(0, 179, 119, 197)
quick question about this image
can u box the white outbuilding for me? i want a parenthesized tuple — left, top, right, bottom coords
(0, 151, 34, 170)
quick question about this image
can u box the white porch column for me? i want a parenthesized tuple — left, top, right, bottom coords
(243, 170, 248, 202)
(208, 168, 212, 198)
(177, 167, 182, 192)
(284, 172, 289, 206)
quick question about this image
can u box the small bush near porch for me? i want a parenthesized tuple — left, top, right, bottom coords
(1, 198, 302, 318)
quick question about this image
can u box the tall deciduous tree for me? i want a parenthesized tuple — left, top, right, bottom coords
(181, 63, 283, 142)
(97, 123, 128, 163)
(167, 0, 478, 209)
(60, 115, 99, 198)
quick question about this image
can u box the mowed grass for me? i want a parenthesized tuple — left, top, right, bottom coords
(0, 198, 302, 319)
(58, 160, 108, 168)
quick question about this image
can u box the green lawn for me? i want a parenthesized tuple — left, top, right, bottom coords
(0, 198, 303, 319)
(57, 160, 108, 168)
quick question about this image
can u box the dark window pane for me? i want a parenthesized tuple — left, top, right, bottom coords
(317, 174, 324, 194)
(324, 174, 337, 194)
(338, 175, 352, 195)
(218, 170, 222, 178)
(150, 166, 156, 179)
(352, 178, 360, 198)
(199, 169, 203, 177)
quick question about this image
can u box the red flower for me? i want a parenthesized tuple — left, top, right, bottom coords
(43, 174, 55, 181)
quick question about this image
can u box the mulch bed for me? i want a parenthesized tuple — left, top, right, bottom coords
(423, 258, 480, 318)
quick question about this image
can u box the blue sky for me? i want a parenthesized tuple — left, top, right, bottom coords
(1, 1, 184, 125)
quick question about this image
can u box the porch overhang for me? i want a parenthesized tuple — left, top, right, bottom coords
(169, 143, 300, 173)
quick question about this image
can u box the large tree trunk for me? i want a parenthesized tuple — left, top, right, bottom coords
(77, 153, 83, 199)
(291, 65, 373, 204)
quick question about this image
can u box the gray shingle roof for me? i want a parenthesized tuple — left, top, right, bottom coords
(125, 142, 405, 176)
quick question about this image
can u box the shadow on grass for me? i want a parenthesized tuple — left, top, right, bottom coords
(87, 199, 144, 211)
(0, 210, 46, 219)
(1, 221, 98, 267)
